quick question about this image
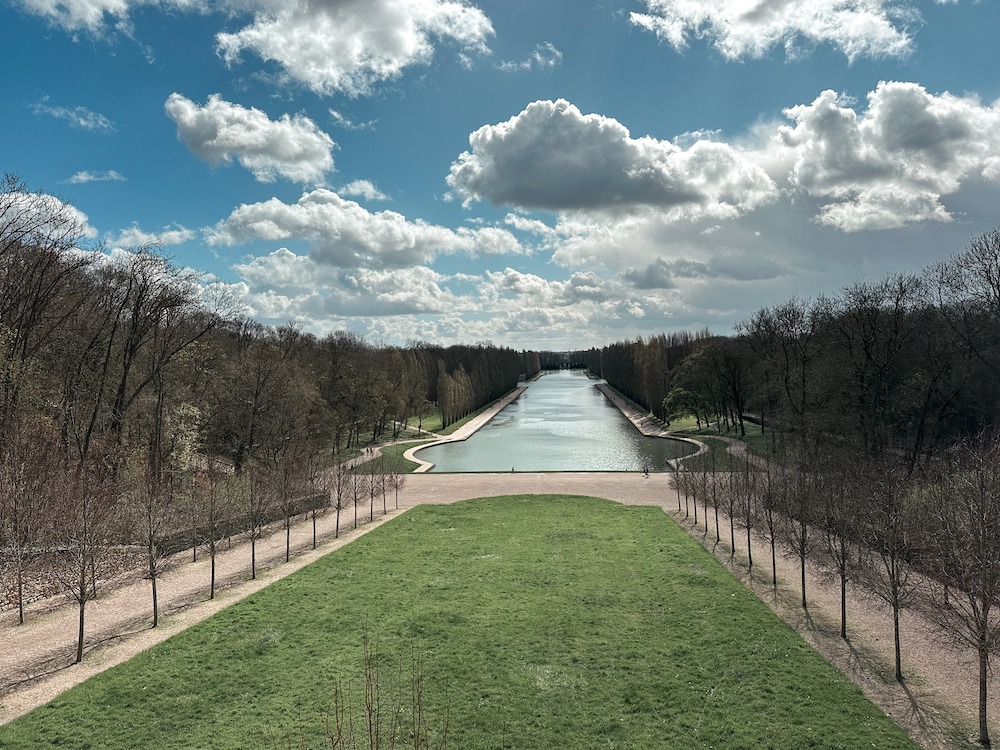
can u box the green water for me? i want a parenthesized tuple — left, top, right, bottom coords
(418, 370, 697, 472)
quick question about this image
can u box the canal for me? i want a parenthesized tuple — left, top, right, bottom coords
(417, 369, 698, 472)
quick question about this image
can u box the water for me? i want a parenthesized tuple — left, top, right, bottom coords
(418, 369, 698, 472)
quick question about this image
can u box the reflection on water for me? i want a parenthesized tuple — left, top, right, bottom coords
(419, 370, 697, 472)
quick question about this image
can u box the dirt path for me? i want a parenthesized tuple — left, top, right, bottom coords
(0, 472, 990, 748)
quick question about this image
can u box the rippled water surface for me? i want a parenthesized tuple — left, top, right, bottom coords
(419, 369, 697, 472)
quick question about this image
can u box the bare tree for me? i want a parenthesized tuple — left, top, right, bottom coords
(780, 453, 816, 610)
(856, 458, 919, 682)
(239, 469, 273, 580)
(51, 461, 120, 663)
(752, 460, 782, 588)
(127, 458, 178, 628)
(388, 466, 406, 510)
(815, 450, 861, 640)
(923, 433, 1000, 747)
(0, 416, 56, 624)
(351, 470, 366, 530)
(324, 460, 352, 539)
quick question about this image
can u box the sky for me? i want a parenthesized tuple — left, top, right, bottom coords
(3, 0, 1000, 350)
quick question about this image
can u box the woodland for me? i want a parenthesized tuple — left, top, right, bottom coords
(5, 172, 1000, 745)
(588, 229, 1000, 747)
(0, 174, 537, 663)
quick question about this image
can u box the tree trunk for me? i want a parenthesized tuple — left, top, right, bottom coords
(799, 521, 808, 609)
(840, 572, 847, 639)
(771, 535, 777, 587)
(151, 573, 159, 628)
(251, 534, 257, 580)
(980, 644, 991, 748)
(893, 598, 903, 682)
(76, 597, 86, 664)
(16, 559, 24, 625)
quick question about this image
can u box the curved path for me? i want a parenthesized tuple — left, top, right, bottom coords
(594, 383, 707, 465)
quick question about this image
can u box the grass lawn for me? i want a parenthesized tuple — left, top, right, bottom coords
(409, 391, 517, 437)
(0, 496, 918, 750)
(352, 440, 431, 474)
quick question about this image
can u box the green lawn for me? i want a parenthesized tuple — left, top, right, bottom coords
(409, 391, 517, 437)
(0, 496, 917, 750)
(352, 440, 431, 474)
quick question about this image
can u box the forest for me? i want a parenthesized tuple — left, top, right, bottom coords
(5, 172, 1000, 745)
(0, 174, 538, 662)
(590, 229, 1000, 747)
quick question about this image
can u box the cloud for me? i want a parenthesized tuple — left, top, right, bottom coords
(14, 0, 142, 32)
(329, 109, 377, 131)
(110, 222, 195, 247)
(769, 82, 1000, 231)
(504, 213, 558, 238)
(231, 247, 471, 317)
(215, 0, 495, 97)
(340, 180, 389, 201)
(482, 268, 610, 306)
(30, 96, 116, 132)
(206, 188, 525, 269)
(447, 99, 777, 220)
(66, 170, 127, 184)
(2, 191, 99, 245)
(164, 93, 335, 184)
(624, 254, 785, 288)
(498, 41, 563, 71)
(630, 0, 921, 63)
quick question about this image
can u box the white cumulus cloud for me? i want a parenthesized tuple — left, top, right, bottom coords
(447, 99, 777, 220)
(630, 0, 922, 63)
(340, 180, 389, 201)
(768, 81, 1000, 231)
(232, 248, 472, 317)
(110, 222, 195, 247)
(164, 93, 335, 184)
(215, 0, 495, 97)
(206, 188, 524, 269)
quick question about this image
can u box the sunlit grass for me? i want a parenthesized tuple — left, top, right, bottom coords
(0, 496, 918, 750)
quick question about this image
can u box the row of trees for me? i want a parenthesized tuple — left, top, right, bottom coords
(674, 432, 1000, 748)
(591, 229, 1000, 747)
(0, 174, 531, 664)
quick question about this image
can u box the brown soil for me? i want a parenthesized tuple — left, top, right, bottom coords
(0, 472, 989, 748)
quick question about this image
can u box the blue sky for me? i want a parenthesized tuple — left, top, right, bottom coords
(4, 0, 1000, 349)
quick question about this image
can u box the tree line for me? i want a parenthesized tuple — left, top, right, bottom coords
(594, 229, 1000, 747)
(0, 174, 535, 665)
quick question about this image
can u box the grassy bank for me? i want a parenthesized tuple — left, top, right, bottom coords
(0, 496, 917, 749)
(352, 440, 430, 474)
